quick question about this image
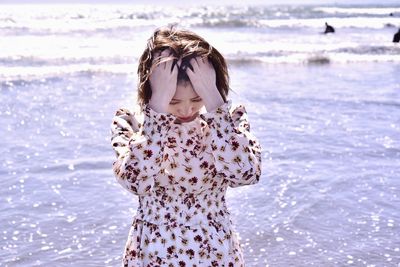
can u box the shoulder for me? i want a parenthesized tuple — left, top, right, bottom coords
(225, 101, 248, 121)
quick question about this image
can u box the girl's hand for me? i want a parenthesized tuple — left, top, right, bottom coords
(186, 57, 224, 112)
(148, 49, 178, 113)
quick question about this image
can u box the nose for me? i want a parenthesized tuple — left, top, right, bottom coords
(178, 104, 193, 117)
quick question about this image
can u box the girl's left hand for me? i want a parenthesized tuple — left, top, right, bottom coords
(186, 57, 224, 112)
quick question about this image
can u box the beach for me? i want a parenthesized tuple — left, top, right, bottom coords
(1, 4, 400, 267)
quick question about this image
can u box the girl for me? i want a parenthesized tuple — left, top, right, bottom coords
(111, 27, 261, 267)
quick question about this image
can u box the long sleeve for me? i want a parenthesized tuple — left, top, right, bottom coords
(110, 106, 175, 195)
(200, 101, 262, 188)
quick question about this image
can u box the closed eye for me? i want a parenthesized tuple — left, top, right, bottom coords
(191, 97, 202, 102)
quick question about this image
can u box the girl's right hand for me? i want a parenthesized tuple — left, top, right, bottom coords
(148, 49, 178, 113)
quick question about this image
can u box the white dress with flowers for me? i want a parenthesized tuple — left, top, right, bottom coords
(110, 101, 261, 267)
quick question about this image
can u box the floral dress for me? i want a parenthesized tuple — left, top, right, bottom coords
(110, 101, 262, 267)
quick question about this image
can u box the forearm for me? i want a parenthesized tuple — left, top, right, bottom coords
(201, 102, 262, 186)
(110, 106, 173, 195)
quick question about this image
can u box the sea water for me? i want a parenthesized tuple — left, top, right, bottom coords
(1, 4, 399, 267)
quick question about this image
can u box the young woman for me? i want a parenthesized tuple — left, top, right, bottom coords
(111, 27, 262, 267)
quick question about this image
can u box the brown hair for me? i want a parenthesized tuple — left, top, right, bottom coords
(137, 26, 230, 108)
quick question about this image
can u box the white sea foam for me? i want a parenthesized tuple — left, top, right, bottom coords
(314, 7, 400, 16)
(258, 17, 400, 29)
(1, 3, 400, 81)
(0, 64, 135, 82)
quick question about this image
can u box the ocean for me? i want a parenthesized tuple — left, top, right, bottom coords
(0, 3, 399, 267)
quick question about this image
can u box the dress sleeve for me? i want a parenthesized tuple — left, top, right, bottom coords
(110, 106, 175, 195)
(200, 101, 262, 188)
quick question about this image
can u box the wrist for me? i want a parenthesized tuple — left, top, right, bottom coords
(149, 96, 169, 113)
(203, 92, 224, 112)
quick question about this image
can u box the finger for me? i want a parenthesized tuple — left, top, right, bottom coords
(166, 58, 174, 73)
(206, 58, 214, 68)
(180, 57, 188, 71)
(176, 58, 182, 69)
(198, 57, 213, 72)
(193, 57, 200, 67)
(185, 65, 195, 81)
(171, 56, 182, 72)
(157, 50, 167, 69)
(188, 58, 198, 72)
(171, 59, 177, 72)
(199, 56, 210, 68)
(171, 61, 179, 76)
(187, 62, 194, 72)
(161, 49, 175, 70)
(195, 57, 204, 70)
(152, 51, 161, 64)
(153, 51, 161, 58)
(160, 49, 170, 58)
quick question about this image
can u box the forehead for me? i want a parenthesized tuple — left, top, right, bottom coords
(174, 82, 199, 100)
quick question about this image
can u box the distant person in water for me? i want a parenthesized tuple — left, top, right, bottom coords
(393, 28, 400, 43)
(324, 22, 335, 34)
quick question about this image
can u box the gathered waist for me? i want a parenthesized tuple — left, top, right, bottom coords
(136, 188, 230, 227)
(133, 209, 232, 230)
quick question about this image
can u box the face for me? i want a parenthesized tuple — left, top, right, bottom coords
(167, 81, 204, 123)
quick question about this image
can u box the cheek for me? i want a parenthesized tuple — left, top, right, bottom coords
(194, 102, 205, 112)
(167, 105, 177, 115)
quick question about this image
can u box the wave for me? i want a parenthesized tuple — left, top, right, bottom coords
(0, 64, 135, 84)
(0, 55, 131, 67)
(1, 47, 399, 83)
(1, 3, 400, 81)
(1, 44, 398, 65)
(1, 17, 399, 36)
(314, 7, 400, 16)
(256, 17, 400, 29)
(2, 17, 400, 32)
(332, 45, 400, 55)
(2, 32, 399, 67)
(228, 53, 400, 65)
(1, 4, 400, 33)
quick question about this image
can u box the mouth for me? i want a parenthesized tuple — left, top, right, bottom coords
(177, 114, 197, 123)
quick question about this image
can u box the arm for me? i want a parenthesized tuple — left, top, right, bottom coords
(185, 56, 261, 186)
(111, 49, 178, 195)
(110, 107, 174, 195)
(201, 102, 262, 187)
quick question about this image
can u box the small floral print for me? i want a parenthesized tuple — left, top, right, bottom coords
(143, 149, 153, 159)
(110, 101, 260, 266)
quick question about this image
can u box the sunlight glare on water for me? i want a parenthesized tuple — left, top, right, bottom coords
(1, 3, 400, 267)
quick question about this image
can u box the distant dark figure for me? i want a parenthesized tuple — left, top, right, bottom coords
(324, 22, 335, 34)
(393, 29, 400, 43)
(389, 12, 393, 16)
